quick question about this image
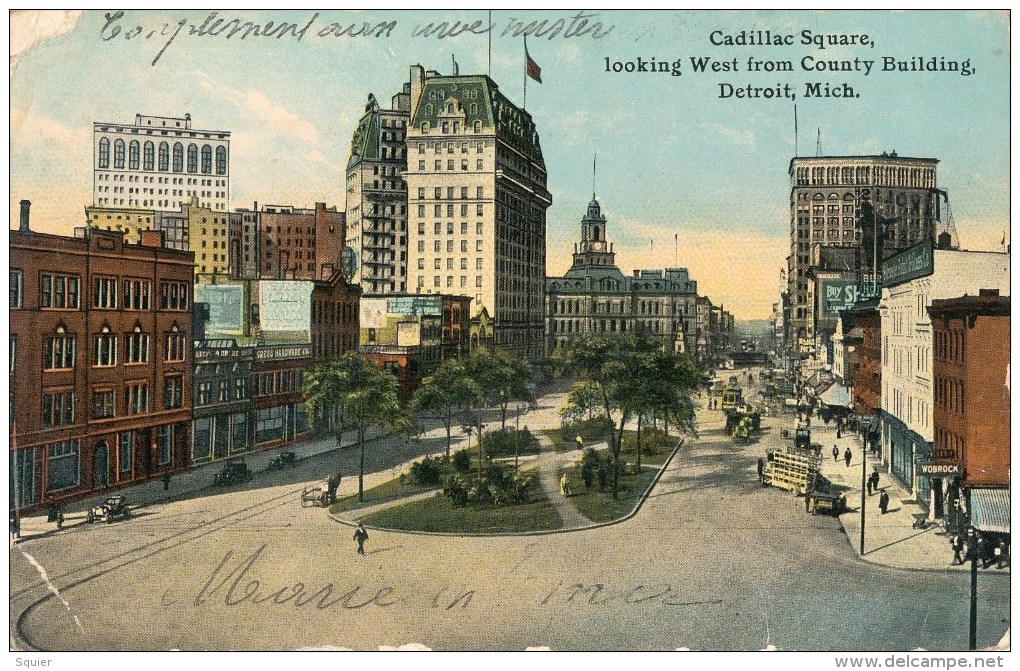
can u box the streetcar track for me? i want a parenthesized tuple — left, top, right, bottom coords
(10, 484, 309, 600)
(13, 486, 329, 651)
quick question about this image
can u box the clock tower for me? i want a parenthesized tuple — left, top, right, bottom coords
(572, 195, 616, 268)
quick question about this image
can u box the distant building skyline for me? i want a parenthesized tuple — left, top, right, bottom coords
(10, 10, 1011, 320)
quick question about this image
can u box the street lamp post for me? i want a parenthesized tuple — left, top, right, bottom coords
(969, 549, 978, 650)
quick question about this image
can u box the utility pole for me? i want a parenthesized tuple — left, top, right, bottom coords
(969, 552, 978, 649)
(860, 434, 867, 555)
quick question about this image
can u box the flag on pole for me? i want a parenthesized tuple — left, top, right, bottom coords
(1001, 232, 1006, 247)
(525, 36, 542, 83)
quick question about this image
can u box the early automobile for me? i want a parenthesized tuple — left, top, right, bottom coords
(213, 460, 253, 487)
(86, 495, 131, 524)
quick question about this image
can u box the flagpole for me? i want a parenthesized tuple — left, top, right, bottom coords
(488, 10, 492, 77)
(523, 35, 528, 110)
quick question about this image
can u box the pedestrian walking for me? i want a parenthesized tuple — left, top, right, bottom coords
(866, 476, 873, 496)
(353, 522, 368, 555)
(995, 540, 1009, 569)
(879, 490, 889, 515)
(844, 447, 852, 468)
(559, 472, 571, 496)
(757, 457, 766, 485)
(871, 470, 880, 490)
(575, 435, 583, 450)
(832, 445, 839, 462)
(951, 534, 964, 564)
(162, 473, 171, 491)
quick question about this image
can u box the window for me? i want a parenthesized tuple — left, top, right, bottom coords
(435, 222, 442, 234)
(197, 381, 213, 405)
(129, 140, 140, 170)
(460, 240, 468, 252)
(201, 145, 212, 173)
(159, 142, 169, 171)
(47, 440, 80, 491)
(187, 144, 198, 172)
(157, 425, 173, 465)
(447, 240, 454, 252)
(41, 273, 80, 309)
(98, 137, 110, 168)
(10, 269, 22, 308)
(92, 389, 116, 419)
(215, 146, 227, 174)
(417, 240, 426, 253)
(172, 143, 184, 172)
(114, 139, 125, 168)
(93, 276, 118, 308)
(476, 159, 483, 170)
(476, 258, 483, 270)
(234, 377, 248, 400)
(125, 382, 150, 414)
(125, 327, 150, 364)
(123, 279, 152, 310)
(42, 390, 75, 428)
(9, 335, 15, 375)
(164, 330, 186, 363)
(164, 375, 184, 409)
(118, 431, 133, 474)
(476, 240, 483, 251)
(434, 276, 441, 287)
(418, 187, 425, 199)
(461, 258, 468, 269)
(476, 276, 483, 288)
(476, 186, 483, 198)
(44, 328, 76, 370)
(434, 258, 441, 270)
(160, 282, 189, 310)
(218, 379, 229, 402)
(434, 240, 441, 252)
(94, 326, 117, 366)
(446, 276, 453, 287)
(143, 141, 154, 170)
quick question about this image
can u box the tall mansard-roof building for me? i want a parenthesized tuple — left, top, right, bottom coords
(402, 65, 553, 362)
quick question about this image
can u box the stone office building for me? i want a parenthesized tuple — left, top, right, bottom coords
(191, 339, 254, 464)
(786, 152, 943, 351)
(10, 202, 193, 508)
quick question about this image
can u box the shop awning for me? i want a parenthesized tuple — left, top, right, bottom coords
(970, 489, 1010, 534)
(819, 383, 852, 408)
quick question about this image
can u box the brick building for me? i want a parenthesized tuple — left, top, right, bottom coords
(230, 202, 346, 282)
(10, 201, 193, 509)
(928, 292, 1010, 531)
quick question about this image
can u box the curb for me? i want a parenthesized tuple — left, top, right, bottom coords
(328, 435, 689, 538)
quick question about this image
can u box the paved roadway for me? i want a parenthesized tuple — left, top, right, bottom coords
(9, 372, 1010, 651)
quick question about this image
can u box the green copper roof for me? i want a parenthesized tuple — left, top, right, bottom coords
(409, 75, 544, 162)
(348, 106, 382, 169)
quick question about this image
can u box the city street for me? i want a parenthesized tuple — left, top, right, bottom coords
(9, 379, 1009, 651)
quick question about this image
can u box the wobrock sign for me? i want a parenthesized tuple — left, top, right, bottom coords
(917, 462, 961, 477)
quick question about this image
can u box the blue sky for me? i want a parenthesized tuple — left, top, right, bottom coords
(9, 9, 1010, 319)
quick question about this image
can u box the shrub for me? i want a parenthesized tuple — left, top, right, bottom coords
(409, 455, 444, 486)
(560, 416, 614, 444)
(452, 449, 472, 473)
(621, 427, 671, 457)
(482, 427, 539, 457)
(441, 465, 534, 507)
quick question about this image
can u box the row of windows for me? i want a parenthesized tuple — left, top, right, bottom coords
(196, 378, 249, 405)
(44, 425, 174, 492)
(41, 376, 185, 427)
(98, 138, 227, 175)
(934, 375, 966, 415)
(417, 239, 485, 253)
(10, 271, 189, 312)
(416, 275, 484, 289)
(36, 327, 186, 371)
(934, 329, 965, 363)
(417, 258, 485, 271)
(794, 165, 936, 188)
(417, 138, 485, 154)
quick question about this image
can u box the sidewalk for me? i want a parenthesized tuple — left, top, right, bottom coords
(808, 419, 1009, 574)
(11, 419, 448, 542)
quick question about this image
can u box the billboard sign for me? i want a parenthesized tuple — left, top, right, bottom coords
(196, 284, 244, 332)
(820, 279, 860, 319)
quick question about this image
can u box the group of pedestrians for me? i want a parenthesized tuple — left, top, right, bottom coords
(951, 527, 1010, 569)
(831, 444, 890, 514)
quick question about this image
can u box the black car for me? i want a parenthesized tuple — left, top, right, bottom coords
(87, 495, 131, 524)
(213, 460, 252, 487)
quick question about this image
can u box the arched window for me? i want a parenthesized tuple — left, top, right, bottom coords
(172, 143, 184, 172)
(113, 139, 125, 168)
(421, 122, 430, 134)
(158, 142, 169, 171)
(201, 145, 212, 173)
(473, 120, 481, 133)
(187, 144, 198, 173)
(215, 146, 227, 174)
(98, 137, 110, 168)
(143, 142, 154, 170)
(128, 141, 140, 170)
(593, 226, 600, 241)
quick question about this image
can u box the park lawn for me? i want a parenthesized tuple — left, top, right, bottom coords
(331, 473, 442, 513)
(363, 483, 561, 534)
(562, 456, 661, 524)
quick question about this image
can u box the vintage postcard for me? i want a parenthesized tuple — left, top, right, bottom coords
(7, 8, 1012, 662)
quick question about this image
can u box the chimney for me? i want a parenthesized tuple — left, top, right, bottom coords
(409, 65, 427, 119)
(141, 229, 166, 248)
(19, 200, 31, 231)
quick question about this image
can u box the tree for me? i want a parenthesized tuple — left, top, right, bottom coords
(554, 336, 705, 499)
(411, 358, 483, 460)
(466, 348, 534, 430)
(305, 354, 408, 502)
